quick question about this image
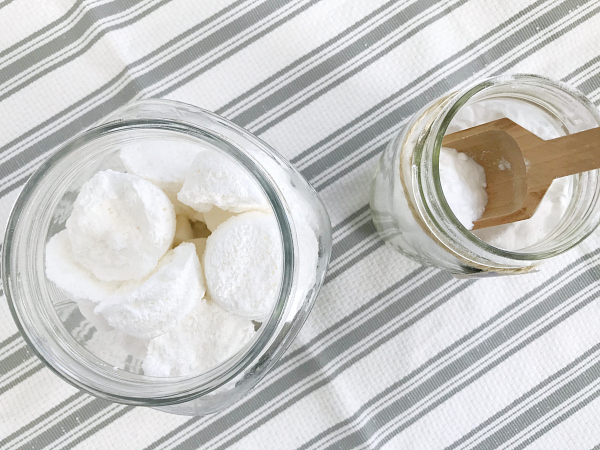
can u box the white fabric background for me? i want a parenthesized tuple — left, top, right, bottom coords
(1, 0, 600, 448)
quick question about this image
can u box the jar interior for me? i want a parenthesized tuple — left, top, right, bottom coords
(4, 120, 300, 407)
(430, 76, 600, 260)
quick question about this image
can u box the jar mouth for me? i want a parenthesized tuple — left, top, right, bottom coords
(3, 113, 296, 405)
(423, 74, 600, 262)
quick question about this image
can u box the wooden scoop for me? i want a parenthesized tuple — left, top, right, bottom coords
(441, 118, 600, 230)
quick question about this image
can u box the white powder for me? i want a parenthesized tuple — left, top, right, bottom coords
(178, 152, 270, 213)
(203, 211, 282, 319)
(66, 170, 176, 281)
(142, 299, 256, 377)
(498, 158, 511, 171)
(442, 99, 574, 251)
(46, 230, 127, 302)
(439, 147, 488, 231)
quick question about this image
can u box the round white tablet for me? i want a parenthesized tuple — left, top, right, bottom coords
(66, 170, 176, 281)
(203, 212, 282, 319)
(94, 243, 205, 339)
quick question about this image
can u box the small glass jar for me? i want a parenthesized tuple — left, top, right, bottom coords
(3, 99, 332, 415)
(371, 74, 600, 277)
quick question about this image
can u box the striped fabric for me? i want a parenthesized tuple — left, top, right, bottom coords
(1, 0, 600, 448)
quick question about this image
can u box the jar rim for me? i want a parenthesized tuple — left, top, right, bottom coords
(2, 103, 298, 406)
(420, 73, 600, 263)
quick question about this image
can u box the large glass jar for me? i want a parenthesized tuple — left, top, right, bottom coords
(3, 99, 332, 416)
(371, 74, 600, 277)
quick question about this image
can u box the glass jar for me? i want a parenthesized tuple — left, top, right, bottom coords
(3, 99, 332, 416)
(370, 74, 600, 277)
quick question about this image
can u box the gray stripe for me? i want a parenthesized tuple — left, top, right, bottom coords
(444, 344, 600, 450)
(0, 0, 313, 196)
(0, 0, 175, 104)
(298, 0, 597, 184)
(0, 0, 16, 10)
(0, 362, 44, 394)
(0, 392, 85, 448)
(312, 142, 386, 192)
(325, 240, 385, 284)
(0, 332, 20, 351)
(0, 346, 35, 383)
(14, 398, 118, 450)
(288, 0, 561, 168)
(332, 205, 371, 234)
(295, 249, 600, 449)
(1, 0, 148, 88)
(471, 356, 600, 450)
(214, 0, 400, 115)
(0, 0, 86, 59)
(319, 263, 600, 449)
(61, 406, 134, 450)
(576, 71, 600, 99)
(147, 270, 459, 450)
(280, 266, 430, 365)
(329, 211, 378, 262)
(152, 0, 322, 99)
(250, 0, 472, 137)
(490, 3, 600, 76)
(514, 392, 600, 450)
(563, 54, 600, 81)
(227, 0, 464, 128)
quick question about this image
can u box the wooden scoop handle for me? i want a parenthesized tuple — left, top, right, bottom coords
(525, 127, 600, 183)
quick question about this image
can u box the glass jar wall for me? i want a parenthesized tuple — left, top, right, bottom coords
(3, 99, 332, 416)
(370, 74, 600, 277)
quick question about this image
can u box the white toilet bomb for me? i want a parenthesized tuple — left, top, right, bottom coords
(46, 230, 129, 302)
(47, 232, 205, 338)
(178, 151, 270, 214)
(203, 211, 282, 319)
(94, 243, 205, 339)
(66, 170, 175, 282)
(143, 299, 256, 377)
(119, 139, 203, 197)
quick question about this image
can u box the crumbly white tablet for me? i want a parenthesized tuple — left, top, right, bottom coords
(66, 170, 175, 282)
(203, 212, 282, 319)
(119, 139, 203, 197)
(45, 230, 128, 302)
(142, 299, 255, 377)
(94, 243, 205, 339)
(177, 152, 270, 214)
